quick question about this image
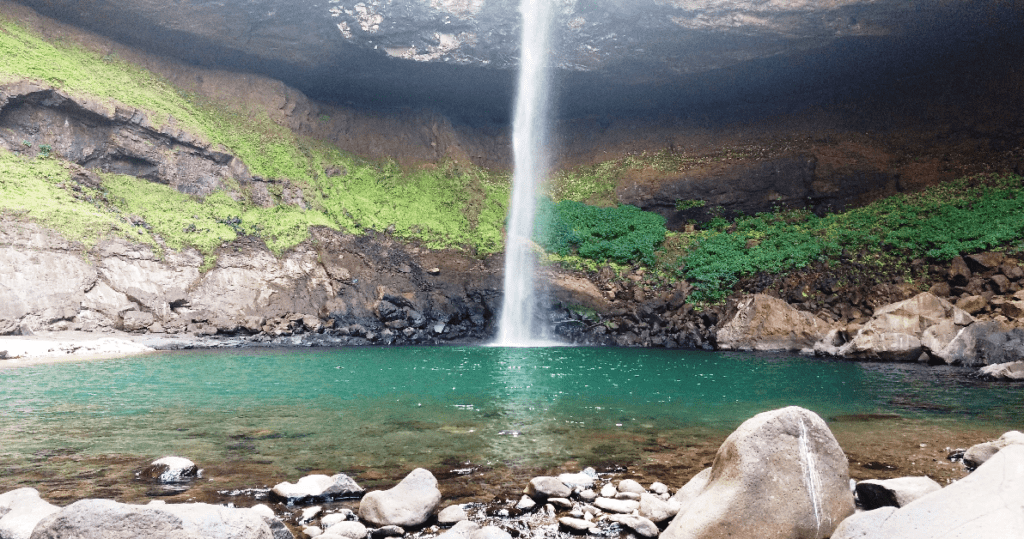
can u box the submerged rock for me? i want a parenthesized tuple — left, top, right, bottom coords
(832, 445, 1024, 539)
(979, 360, 1024, 379)
(662, 406, 855, 539)
(358, 468, 441, 528)
(137, 456, 200, 483)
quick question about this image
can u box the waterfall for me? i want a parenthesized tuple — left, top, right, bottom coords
(495, 0, 554, 346)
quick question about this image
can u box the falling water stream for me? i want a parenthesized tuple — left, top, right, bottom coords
(496, 0, 554, 346)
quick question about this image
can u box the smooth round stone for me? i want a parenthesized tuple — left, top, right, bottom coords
(138, 456, 200, 483)
(321, 510, 355, 527)
(324, 521, 367, 539)
(548, 497, 573, 510)
(615, 492, 641, 501)
(617, 479, 646, 494)
(303, 526, 323, 538)
(559, 517, 596, 532)
(594, 497, 640, 514)
(608, 514, 659, 538)
(437, 504, 469, 525)
(515, 495, 537, 511)
(649, 482, 669, 495)
(300, 506, 323, 524)
(526, 476, 572, 499)
(578, 489, 598, 502)
(600, 484, 617, 498)
(370, 525, 405, 538)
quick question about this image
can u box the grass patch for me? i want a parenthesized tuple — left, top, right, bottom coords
(0, 150, 122, 244)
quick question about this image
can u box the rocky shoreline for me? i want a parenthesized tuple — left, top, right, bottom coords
(3, 407, 1022, 539)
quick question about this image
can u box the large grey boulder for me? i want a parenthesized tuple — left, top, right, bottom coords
(0, 488, 60, 539)
(717, 294, 833, 352)
(963, 430, 1024, 469)
(979, 360, 1024, 379)
(662, 407, 855, 539)
(836, 293, 974, 361)
(855, 476, 942, 509)
(831, 445, 1024, 539)
(358, 468, 441, 528)
(28, 499, 278, 539)
(271, 473, 363, 504)
(932, 321, 1024, 366)
(672, 467, 712, 512)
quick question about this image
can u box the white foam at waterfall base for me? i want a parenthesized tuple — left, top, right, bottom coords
(495, 0, 555, 347)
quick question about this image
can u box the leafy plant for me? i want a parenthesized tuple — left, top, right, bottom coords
(534, 197, 666, 266)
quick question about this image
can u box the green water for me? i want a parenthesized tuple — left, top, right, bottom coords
(1, 347, 1021, 480)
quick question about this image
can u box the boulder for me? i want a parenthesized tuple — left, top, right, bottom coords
(661, 407, 854, 539)
(955, 295, 988, 315)
(0, 488, 60, 539)
(248, 505, 292, 539)
(271, 474, 363, 504)
(358, 468, 441, 528)
(671, 467, 712, 512)
(717, 294, 833, 351)
(121, 310, 156, 331)
(435, 520, 479, 539)
(607, 514, 659, 538)
(979, 360, 1024, 380)
(932, 321, 1024, 366)
(835, 293, 974, 360)
(948, 256, 972, 286)
(831, 445, 1024, 539)
(963, 431, 1024, 469)
(965, 252, 1005, 272)
(855, 476, 942, 509)
(28, 499, 277, 539)
(137, 456, 200, 483)
(524, 476, 572, 500)
(1002, 300, 1024, 320)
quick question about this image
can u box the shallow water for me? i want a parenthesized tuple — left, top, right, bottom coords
(0, 346, 1020, 505)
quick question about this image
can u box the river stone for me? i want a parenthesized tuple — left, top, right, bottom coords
(615, 492, 640, 501)
(524, 476, 572, 500)
(833, 445, 1024, 539)
(515, 495, 536, 511)
(616, 479, 646, 494)
(671, 467, 712, 512)
(138, 456, 200, 483)
(370, 525, 405, 538)
(548, 497, 573, 509)
(599, 483, 617, 498)
(608, 514, 659, 538)
(717, 294, 833, 351)
(577, 489, 598, 502)
(320, 511, 354, 528)
(28, 499, 276, 539)
(248, 505, 292, 539)
(648, 482, 669, 495)
(639, 493, 680, 523)
(558, 472, 595, 490)
(963, 431, 1024, 469)
(934, 321, 1024, 366)
(323, 521, 367, 539)
(437, 504, 468, 525)
(303, 527, 323, 538)
(0, 488, 60, 539)
(593, 497, 639, 514)
(470, 526, 512, 539)
(271, 474, 364, 504)
(435, 521, 480, 539)
(855, 477, 943, 509)
(558, 517, 596, 532)
(662, 407, 855, 539)
(358, 468, 441, 528)
(979, 360, 1024, 379)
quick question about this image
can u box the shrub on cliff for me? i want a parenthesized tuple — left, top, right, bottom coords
(534, 197, 666, 266)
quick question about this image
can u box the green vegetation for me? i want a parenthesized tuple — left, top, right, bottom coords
(679, 174, 1024, 303)
(534, 197, 666, 266)
(675, 199, 706, 211)
(0, 151, 121, 243)
(0, 17, 510, 257)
